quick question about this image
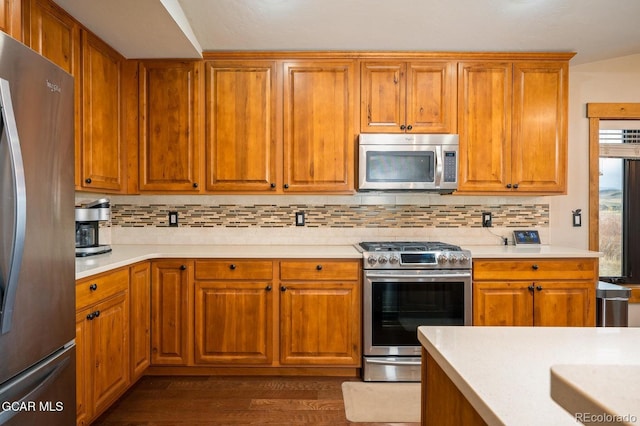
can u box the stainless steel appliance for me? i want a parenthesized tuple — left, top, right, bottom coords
(0, 33, 75, 425)
(359, 241, 472, 382)
(358, 133, 459, 192)
(596, 281, 630, 327)
(75, 198, 112, 257)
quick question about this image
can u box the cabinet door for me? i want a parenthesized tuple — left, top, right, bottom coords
(406, 61, 456, 133)
(473, 282, 533, 326)
(360, 62, 405, 133)
(80, 30, 124, 192)
(204, 61, 278, 192)
(139, 61, 201, 192)
(457, 62, 512, 192)
(151, 261, 193, 365)
(280, 281, 360, 366)
(90, 291, 130, 417)
(194, 281, 273, 365)
(0, 0, 21, 39)
(533, 281, 595, 327)
(23, 0, 81, 187)
(75, 308, 91, 426)
(283, 61, 356, 193)
(130, 262, 151, 380)
(511, 62, 568, 193)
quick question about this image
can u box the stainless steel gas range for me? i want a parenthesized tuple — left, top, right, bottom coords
(358, 241, 472, 382)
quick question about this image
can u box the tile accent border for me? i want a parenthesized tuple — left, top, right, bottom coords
(110, 203, 549, 229)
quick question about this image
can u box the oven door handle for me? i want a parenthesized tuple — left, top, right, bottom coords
(364, 272, 471, 280)
(366, 359, 422, 366)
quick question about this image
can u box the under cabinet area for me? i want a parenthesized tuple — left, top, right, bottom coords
(472, 258, 597, 326)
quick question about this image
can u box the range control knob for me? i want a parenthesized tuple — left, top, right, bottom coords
(378, 255, 388, 265)
(367, 256, 377, 266)
(437, 253, 449, 264)
(389, 255, 400, 265)
(458, 254, 470, 264)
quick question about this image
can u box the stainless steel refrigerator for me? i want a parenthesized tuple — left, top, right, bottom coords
(0, 32, 75, 425)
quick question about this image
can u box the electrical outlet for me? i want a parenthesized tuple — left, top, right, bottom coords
(482, 212, 492, 228)
(169, 211, 179, 227)
(295, 211, 305, 226)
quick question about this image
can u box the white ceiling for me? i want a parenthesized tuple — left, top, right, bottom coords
(55, 0, 640, 65)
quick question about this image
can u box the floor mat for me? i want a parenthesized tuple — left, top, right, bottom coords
(341, 381, 421, 423)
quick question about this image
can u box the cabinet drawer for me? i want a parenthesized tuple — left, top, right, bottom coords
(195, 260, 273, 280)
(280, 260, 360, 281)
(76, 268, 129, 310)
(473, 258, 597, 281)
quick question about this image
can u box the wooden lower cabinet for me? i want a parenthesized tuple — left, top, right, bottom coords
(190, 259, 361, 367)
(150, 260, 193, 365)
(130, 262, 151, 380)
(193, 259, 275, 365)
(75, 268, 130, 425)
(473, 258, 597, 326)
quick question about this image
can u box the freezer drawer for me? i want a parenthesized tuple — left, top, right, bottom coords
(0, 345, 75, 425)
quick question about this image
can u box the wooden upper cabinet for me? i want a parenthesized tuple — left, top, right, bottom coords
(361, 60, 456, 133)
(457, 59, 568, 194)
(79, 30, 124, 192)
(283, 60, 356, 193)
(511, 62, 568, 193)
(457, 61, 512, 192)
(0, 0, 21, 40)
(23, 0, 82, 186)
(138, 61, 202, 192)
(204, 61, 278, 192)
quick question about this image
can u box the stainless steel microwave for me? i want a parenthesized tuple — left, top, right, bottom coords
(358, 133, 459, 192)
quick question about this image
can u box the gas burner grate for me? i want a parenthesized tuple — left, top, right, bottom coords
(359, 241, 462, 252)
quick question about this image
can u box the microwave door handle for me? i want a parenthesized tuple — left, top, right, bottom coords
(0, 78, 27, 335)
(434, 146, 442, 188)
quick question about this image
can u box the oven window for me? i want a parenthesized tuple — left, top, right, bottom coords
(372, 281, 464, 346)
(366, 151, 435, 182)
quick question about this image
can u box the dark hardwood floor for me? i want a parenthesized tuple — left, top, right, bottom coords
(92, 375, 420, 426)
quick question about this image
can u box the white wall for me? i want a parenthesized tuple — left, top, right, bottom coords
(547, 53, 640, 249)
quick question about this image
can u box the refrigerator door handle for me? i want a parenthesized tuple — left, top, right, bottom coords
(0, 347, 71, 424)
(0, 77, 27, 335)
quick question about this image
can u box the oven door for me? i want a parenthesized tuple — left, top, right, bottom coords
(363, 269, 472, 356)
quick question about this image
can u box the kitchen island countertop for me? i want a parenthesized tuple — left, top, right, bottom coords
(418, 326, 640, 426)
(76, 244, 362, 279)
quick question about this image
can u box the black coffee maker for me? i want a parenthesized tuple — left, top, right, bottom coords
(75, 198, 112, 257)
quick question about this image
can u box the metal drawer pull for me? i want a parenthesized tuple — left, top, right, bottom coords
(89, 283, 98, 291)
(366, 359, 421, 366)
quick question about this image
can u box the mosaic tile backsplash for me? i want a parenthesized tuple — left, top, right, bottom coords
(110, 203, 548, 228)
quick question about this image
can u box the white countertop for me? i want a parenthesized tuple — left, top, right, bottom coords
(463, 244, 601, 259)
(418, 326, 640, 426)
(551, 364, 640, 425)
(76, 244, 362, 279)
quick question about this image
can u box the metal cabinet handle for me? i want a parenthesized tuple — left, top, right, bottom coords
(531, 264, 539, 270)
(89, 283, 98, 291)
(513, 183, 519, 189)
(229, 264, 236, 270)
(528, 285, 535, 291)
(536, 285, 543, 291)
(284, 184, 289, 189)
(180, 265, 186, 270)
(406, 125, 413, 131)
(85, 178, 92, 184)
(316, 264, 323, 271)
(265, 285, 272, 291)
(192, 182, 199, 188)
(270, 183, 276, 189)
(400, 124, 406, 130)
(506, 183, 512, 189)
(280, 286, 287, 292)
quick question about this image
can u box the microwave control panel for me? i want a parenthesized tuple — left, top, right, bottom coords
(443, 151, 457, 182)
